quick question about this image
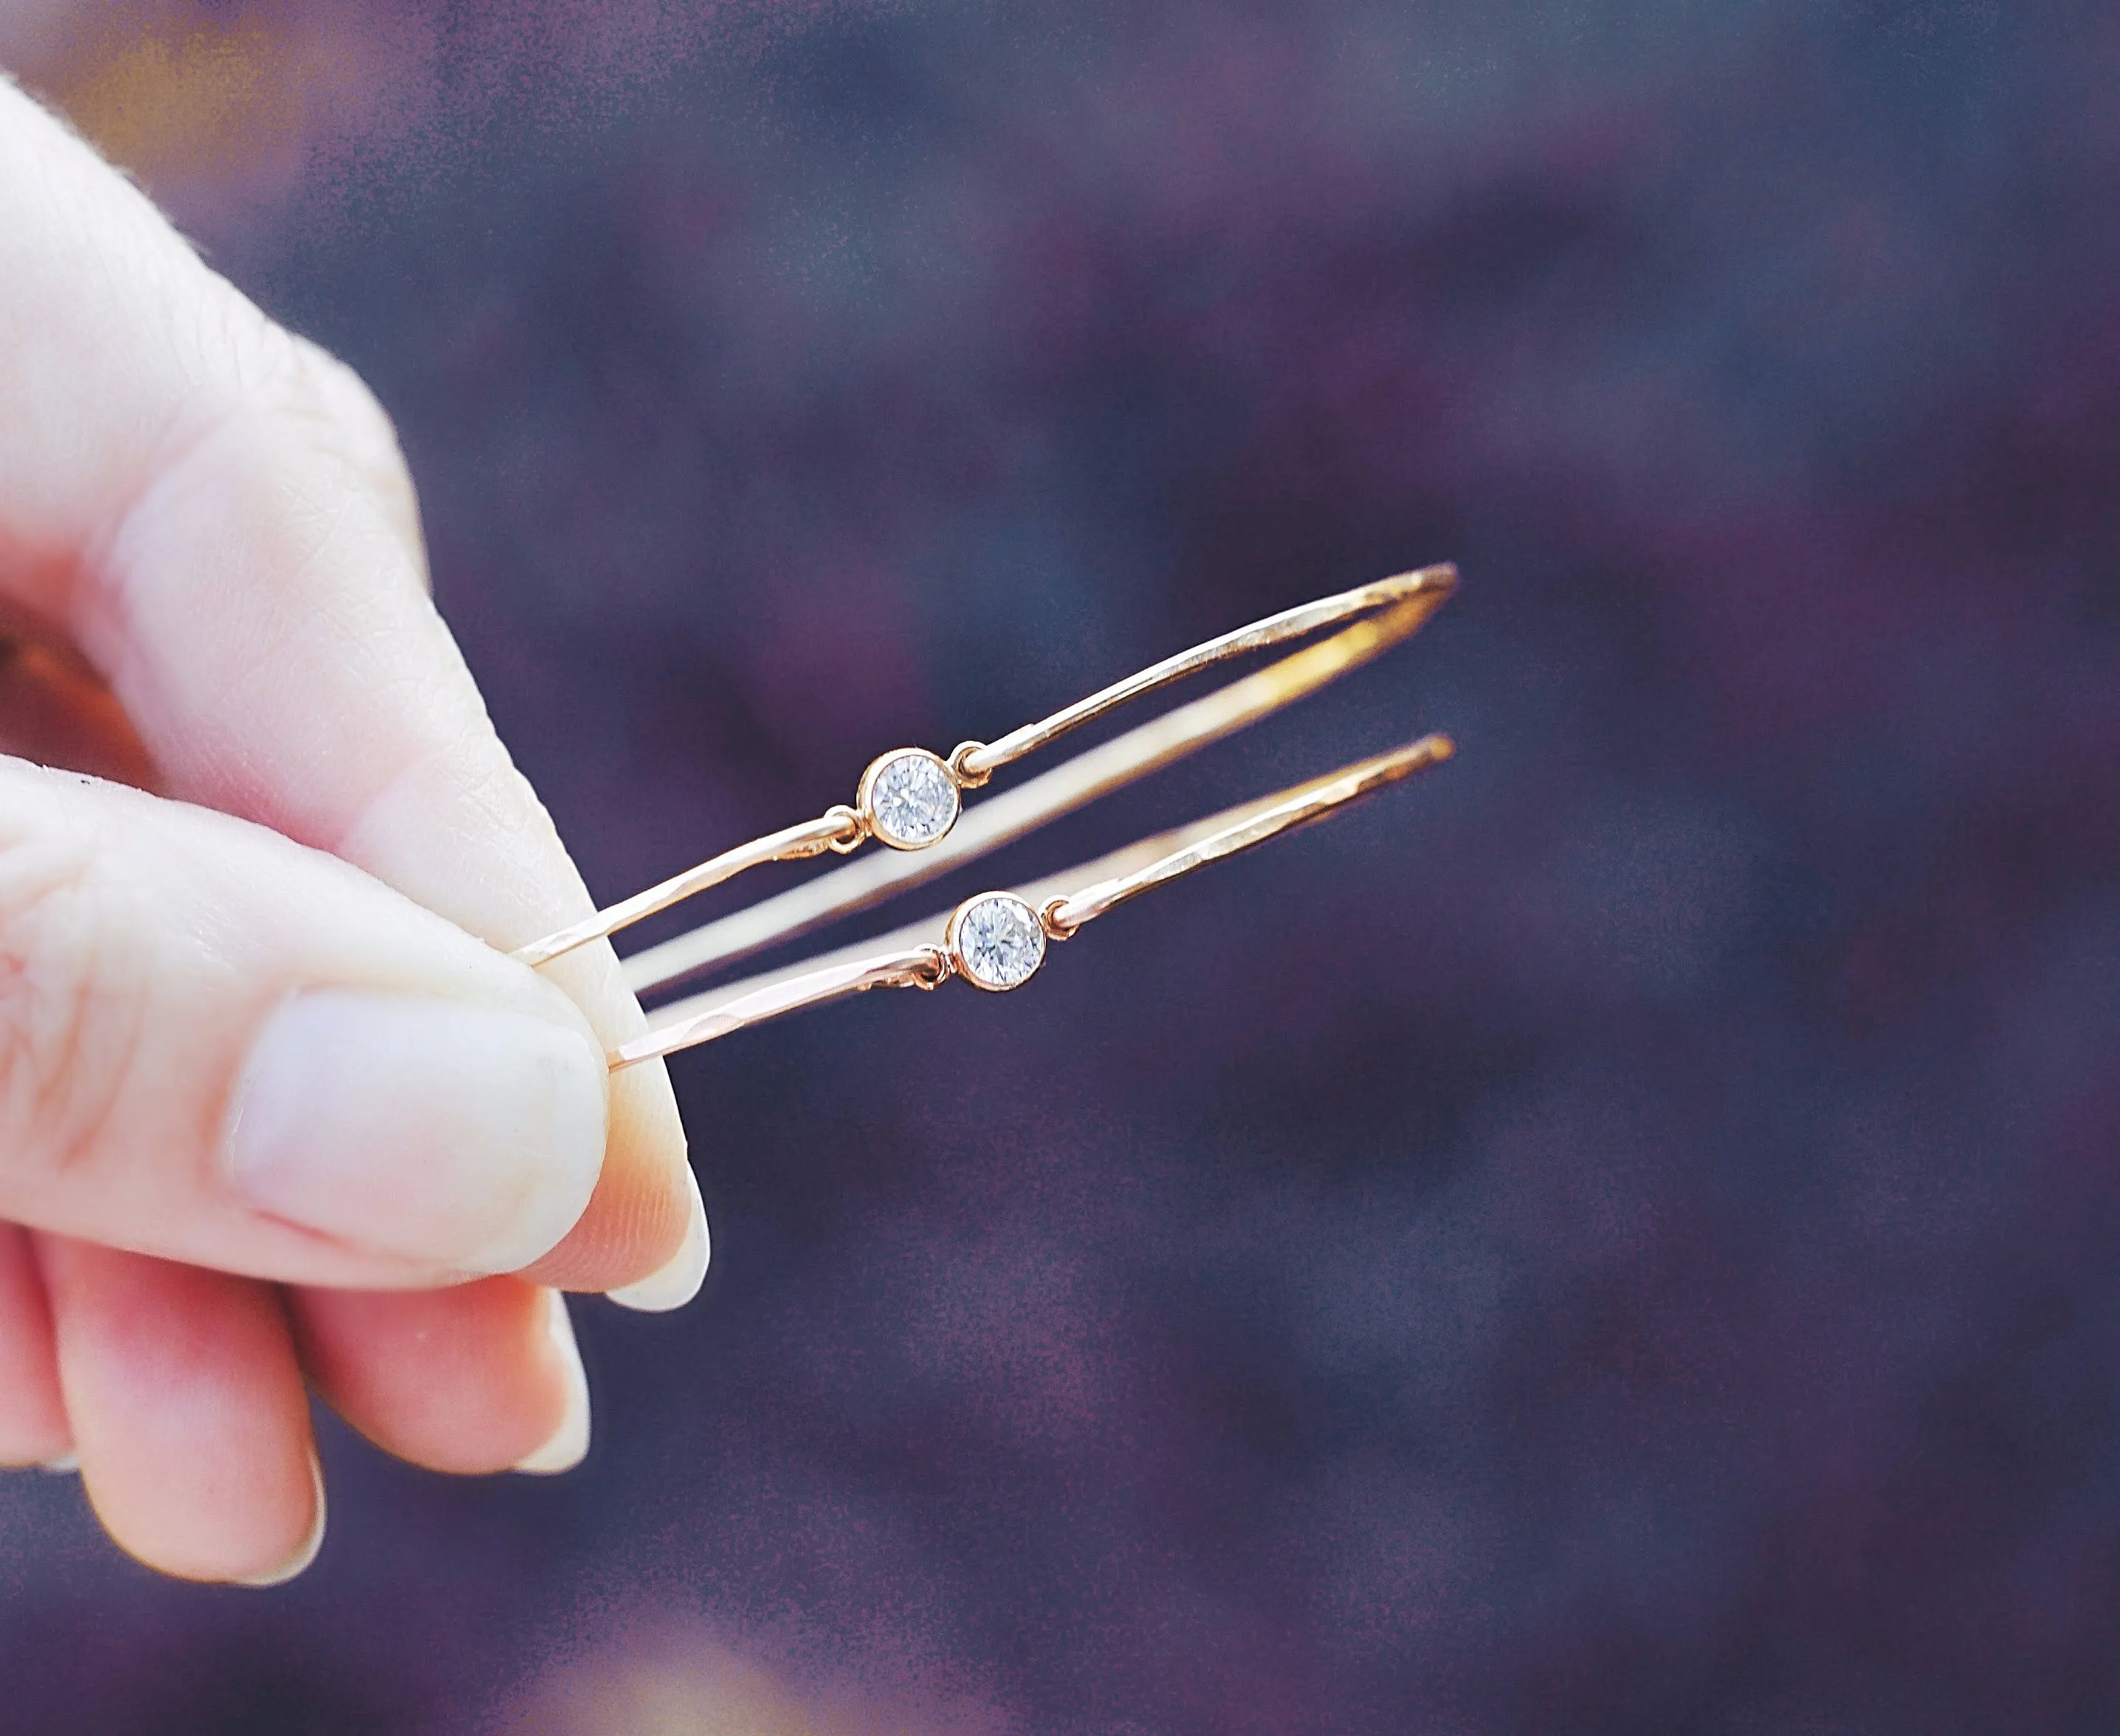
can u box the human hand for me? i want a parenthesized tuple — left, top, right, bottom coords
(0, 77, 705, 1582)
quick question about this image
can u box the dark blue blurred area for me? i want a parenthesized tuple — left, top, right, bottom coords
(8, 1, 2120, 1729)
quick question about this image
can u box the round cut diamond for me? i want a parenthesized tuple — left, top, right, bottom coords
(951, 892, 1047, 991)
(864, 749, 959, 850)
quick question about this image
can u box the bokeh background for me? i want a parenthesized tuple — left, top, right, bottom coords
(4, 1, 2120, 1731)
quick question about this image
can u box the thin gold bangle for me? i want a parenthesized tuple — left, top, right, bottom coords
(608, 733, 1453, 1069)
(514, 563, 1456, 971)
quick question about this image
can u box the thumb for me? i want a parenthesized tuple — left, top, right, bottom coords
(0, 756, 610, 1287)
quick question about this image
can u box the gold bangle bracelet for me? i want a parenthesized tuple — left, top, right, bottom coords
(514, 562, 1457, 972)
(610, 732, 1454, 1069)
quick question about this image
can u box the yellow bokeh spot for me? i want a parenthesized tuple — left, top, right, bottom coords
(49, 14, 317, 187)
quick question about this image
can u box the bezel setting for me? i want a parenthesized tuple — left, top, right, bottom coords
(856, 748, 962, 851)
(946, 892, 1048, 992)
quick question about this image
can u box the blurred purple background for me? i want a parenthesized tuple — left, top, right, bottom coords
(5, 1, 2120, 1730)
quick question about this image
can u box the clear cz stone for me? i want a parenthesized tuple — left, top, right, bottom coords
(867, 751, 959, 849)
(953, 892, 1047, 991)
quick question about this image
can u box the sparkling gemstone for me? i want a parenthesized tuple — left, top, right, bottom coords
(952, 892, 1047, 991)
(866, 750, 959, 850)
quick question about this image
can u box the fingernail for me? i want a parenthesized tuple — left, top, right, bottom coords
(605, 1163, 709, 1313)
(237, 1450, 326, 1588)
(37, 1450, 78, 1475)
(227, 989, 609, 1274)
(514, 1291, 591, 1474)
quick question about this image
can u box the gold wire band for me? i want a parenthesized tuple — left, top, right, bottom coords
(952, 568, 1452, 781)
(514, 563, 1457, 971)
(608, 734, 1453, 1069)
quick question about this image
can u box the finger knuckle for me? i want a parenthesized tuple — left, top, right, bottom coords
(0, 800, 147, 1182)
(197, 308, 412, 481)
(287, 331, 409, 480)
(287, 334, 405, 461)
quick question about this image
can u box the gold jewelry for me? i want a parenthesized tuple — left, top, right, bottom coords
(514, 565, 1461, 1067)
(610, 734, 1453, 1068)
(514, 564, 1456, 971)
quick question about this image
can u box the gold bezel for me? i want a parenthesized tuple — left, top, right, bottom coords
(944, 892, 1047, 993)
(855, 747, 962, 852)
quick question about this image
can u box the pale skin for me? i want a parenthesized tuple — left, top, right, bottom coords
(0, 78, 707, 1582)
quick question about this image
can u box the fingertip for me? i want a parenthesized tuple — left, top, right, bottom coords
(516, 1046, 695, 1295)
(512, 1291, 590, 1475)
(42, 1241, 318, 1585)
(0, 1225, 69, 1468)
(603, 1162, 709, 1315)
(293, 1277, 578, 1475)
(233, 1449, 326, 1588)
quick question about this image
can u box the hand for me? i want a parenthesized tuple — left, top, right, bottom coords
(0, 76, 706, 1582)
